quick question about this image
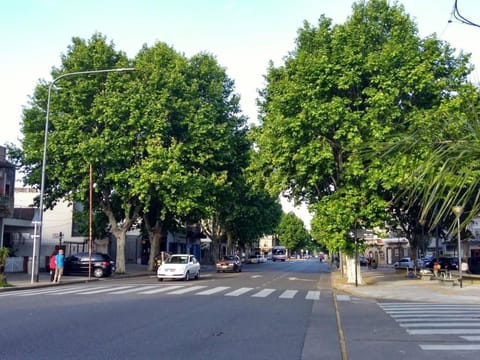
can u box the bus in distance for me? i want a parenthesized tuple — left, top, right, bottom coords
(272, 246, 286, 262)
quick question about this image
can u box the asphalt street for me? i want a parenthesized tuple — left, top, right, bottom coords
(3, 262, 480, 304)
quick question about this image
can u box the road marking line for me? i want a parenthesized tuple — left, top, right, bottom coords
(251, 289, 276, 298)
(279, 290, 298, 299)
(420, 344, 480, 350)
(225, 287, 254, 296)
(74, 286, 134, 295)
(305, 291, 320, 300)
(110, 285, 157, 295)
(47, 286, 110, 295)
(408, 329, 480, 335)
(139, 285, 184, 294)
(461, 336, 480, 341)
(196, 286, 230, 295)
(391, 314, 480, 319)
(167, 285, 207, 294)
(336, 294, 351, 301)
(8, 286, 86, 296)
(401, 323, 480, 328)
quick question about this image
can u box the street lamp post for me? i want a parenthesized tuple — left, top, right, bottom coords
(32, 67, 134, 283)
(452, 205, 464, 288)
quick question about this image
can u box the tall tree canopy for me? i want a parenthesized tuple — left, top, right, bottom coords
(14, 33, 247, 272)
(253, 0, 474, 254)
(275, 212, 311, 253)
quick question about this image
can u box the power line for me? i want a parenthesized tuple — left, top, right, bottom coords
(449, 0, 480, 28)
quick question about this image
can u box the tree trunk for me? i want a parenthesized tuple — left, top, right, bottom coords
(346, 256, 363, 285)
(226, 229, 233, 255)
(101, 202, 139, 274)
(147, 228, 163, 272)
(111, 228, 127, 273)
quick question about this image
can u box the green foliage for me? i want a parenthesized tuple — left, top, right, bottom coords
(398, 88, 480, 231)
(275, 212, 311, 252)
(15, 32, 261, 271)
(0, 247, 9, 287)
(254, 0, 476, 252)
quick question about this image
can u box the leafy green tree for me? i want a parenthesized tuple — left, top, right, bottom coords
(253, 0, 473, 254)
(14, 34, 249, 273)
(14, 33, 140, 272)
(275, 212, 310, 253)
(128, 45, 248, 269)
(0, 247, 9, 287)
(398, 88, 480, 232)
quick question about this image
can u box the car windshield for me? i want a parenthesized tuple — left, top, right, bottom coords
(223, 256, 235, 261)
(167, 256, 189, 264)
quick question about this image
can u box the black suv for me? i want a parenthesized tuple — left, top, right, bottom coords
(424, 257, 458, 271)
(64, 252, 115, 278)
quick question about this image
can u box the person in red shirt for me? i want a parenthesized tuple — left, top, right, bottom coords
(49, 250, 57, 282)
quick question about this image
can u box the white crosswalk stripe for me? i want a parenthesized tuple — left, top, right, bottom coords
(139, 285, 184, 294)
(252, 288, 276, 298)
(224, 287, 254, 296)
(306, 291, 321, 300)
(10, 286, 86, 296)
(279, 290, 298, 299)
(167, 285, 207, 295)
(73, 286, 134, 295)
(112, 285, 159, 294)
(2, 284, 330, 301)
(379, 302, 480, 351)
(196, 286, 231, 295)
(47, 286, 111, 295)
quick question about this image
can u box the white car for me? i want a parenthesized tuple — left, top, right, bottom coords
(157, 254, 200, 281)
(393, 257, 414, 269)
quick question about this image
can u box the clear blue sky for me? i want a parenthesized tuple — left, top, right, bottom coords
(1, 0, 479, 222)
(1, 0, 479, 147)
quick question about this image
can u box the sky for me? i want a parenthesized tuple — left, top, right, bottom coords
(1, 0, 480, 225)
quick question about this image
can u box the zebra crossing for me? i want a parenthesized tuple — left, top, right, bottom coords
(0, 283, 330, 301)
(379, 302, 480, 351)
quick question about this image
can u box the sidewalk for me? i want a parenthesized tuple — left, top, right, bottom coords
(332, 267, 480, 304)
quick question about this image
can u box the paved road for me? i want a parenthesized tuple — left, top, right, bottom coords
(3, 260, 480, 359)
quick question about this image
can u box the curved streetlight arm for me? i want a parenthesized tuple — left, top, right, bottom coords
(33, 67, 134, 283)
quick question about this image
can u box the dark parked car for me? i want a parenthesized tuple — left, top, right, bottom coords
(424, 257, 458, 271)
(216, 255, 242, 272)
(64, 252, 115, 278)
(359, 256, 368, 266)
(468, 257, 480, 274)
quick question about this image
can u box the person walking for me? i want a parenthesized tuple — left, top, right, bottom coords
(53, 249, 65, 283)
(49, 250, 57, 282)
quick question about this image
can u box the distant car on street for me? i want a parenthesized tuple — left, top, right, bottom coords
(63, 252, 115, 278)
(216, 255, 242, 272)
(272, 246, 287, 262)
(157, 254, 200, 281)
(393, 257, 414, 270)
(359, 256, 368, 266)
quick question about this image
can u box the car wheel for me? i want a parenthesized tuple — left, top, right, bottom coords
(239, 268, 242, 272)
(158, 278, 163, 282)
(195, 271, 200, 280)
(93, 267, 104, 278)
(184, 271, 190, 281)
